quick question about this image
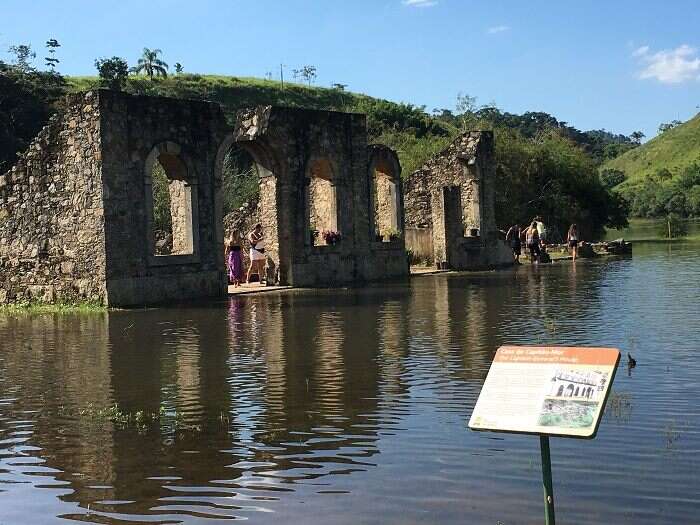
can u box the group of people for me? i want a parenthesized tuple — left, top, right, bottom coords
(505, 217, 581, 264)
(224, 223, 266, 286)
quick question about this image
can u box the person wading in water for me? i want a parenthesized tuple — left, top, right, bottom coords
(506, 224, 522, 264)
(525, 221, 541, 264)
(567, 223, 580, 262)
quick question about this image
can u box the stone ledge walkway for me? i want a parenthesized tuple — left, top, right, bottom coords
(228, 283, 293, 296)
(410, 267, 453, 276)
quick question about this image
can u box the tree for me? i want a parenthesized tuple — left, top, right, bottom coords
(44, 39, 60, 71)
(331, 83, 347, 91)
(94, 57, 129, 90)
(658, 120, 682, 134)
(293, 65, 316, 85)
(630, 130, 645, 144)
(8, 44, 35, 72)
(600, 168, 626, 189)
(132, 48, 168, 80)
(456, 92, 478, 131)
(174, 62, 183, 74)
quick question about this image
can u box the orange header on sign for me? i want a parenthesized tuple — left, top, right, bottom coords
(493, 346, 619, 366)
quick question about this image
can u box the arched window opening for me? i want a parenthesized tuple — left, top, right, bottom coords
(151, 151, 193, 256)
(221, 144, 259, 216)
(373, 159, 400, 241)
(565, 384, 575, 397)
(307, 159, 338, 246)
(556, 385, 564, 397)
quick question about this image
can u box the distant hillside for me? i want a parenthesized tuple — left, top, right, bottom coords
(604, 113, 700, 184)
(603, 114, 700, 218)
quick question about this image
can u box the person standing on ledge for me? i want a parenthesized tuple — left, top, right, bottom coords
(247, 223, 266, 284)
(567, 223, 580, 261)
(226, 234, 243, 287)
(506, 224, 522, 264)
(534, 215, 547, 246)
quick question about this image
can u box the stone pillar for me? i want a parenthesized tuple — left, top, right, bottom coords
(431, 186, 462, 269)
(169, 180, 193, 254)
(259, 174, 279, 283)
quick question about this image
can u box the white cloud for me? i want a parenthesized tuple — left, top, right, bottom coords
(487, 25, 510, 35)
(402, 0, 437, 7)
(635, 44, 700, 84)
(632, 45, 649, 57)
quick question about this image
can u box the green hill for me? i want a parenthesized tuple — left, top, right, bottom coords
(604, 113, 700, 184)
(602, 114, 700, 218)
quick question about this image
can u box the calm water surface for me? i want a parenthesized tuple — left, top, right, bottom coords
(1, 241, 699, 524)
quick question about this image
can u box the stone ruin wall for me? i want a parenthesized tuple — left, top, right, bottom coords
(97, 90, 228, 305)
(1, 91, 409, 305)
(0, 92, 107, 304)
(403, 132, 487, 232)
(403, 131, 510, 269)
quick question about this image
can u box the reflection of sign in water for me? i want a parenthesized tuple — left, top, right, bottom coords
(469, 346, 620, 439)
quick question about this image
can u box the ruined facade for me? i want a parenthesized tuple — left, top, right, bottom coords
(403, 132, 512, 269)
(226, 107, 407, 287)
(0, 90, 408, 306)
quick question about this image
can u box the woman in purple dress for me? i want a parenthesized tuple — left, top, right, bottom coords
(225, 236, 243, 286)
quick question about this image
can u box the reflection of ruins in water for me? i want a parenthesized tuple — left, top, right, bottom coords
(0, 294, 387, 521)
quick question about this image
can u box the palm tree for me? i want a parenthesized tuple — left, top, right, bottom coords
(132, 48, 168, 80)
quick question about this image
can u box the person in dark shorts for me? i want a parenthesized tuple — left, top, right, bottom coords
(525, 221, 540, 263)
(567, 223, 580, 261)
(506, 224, 522, 264)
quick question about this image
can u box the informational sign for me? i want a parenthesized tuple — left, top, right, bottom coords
(469, 346, 620, 439)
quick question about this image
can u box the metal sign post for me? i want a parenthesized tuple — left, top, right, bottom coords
(469, 346, 620, 524)
(540, 436, 555, 525)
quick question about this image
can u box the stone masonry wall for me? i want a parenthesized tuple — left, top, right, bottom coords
(404, 132, 487, 233)
(0, 92, 107, 304)
(234, 107, 409, 287)
(403, 131, 511, 270)
(97, 90, 229, 305)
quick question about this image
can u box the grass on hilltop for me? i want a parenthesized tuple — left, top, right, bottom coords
(604, 113, 700, 185)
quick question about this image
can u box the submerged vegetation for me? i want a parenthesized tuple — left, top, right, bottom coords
(59, 402, 232, 435)
(0, 301, 107, 314)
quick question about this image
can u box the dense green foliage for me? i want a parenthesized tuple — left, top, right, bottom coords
(94, 57, 129, 90)
(601, 114, 700, 220)
(492, 129, 628, 240)
(2, 52, 630, 239)
(222, 147, 259, 215)
(151, 162, 172, 234)
(621, 164, 700, 218)
(0, 60, 66, 172)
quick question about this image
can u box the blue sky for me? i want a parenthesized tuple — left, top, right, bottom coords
(2, 0, 699, 138)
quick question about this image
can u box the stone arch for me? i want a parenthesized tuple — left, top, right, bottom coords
(368, 145, 403, 241)
(305, 156, 339, 246)
(215, 135, 282, 284)
(144, 141, 199, 259)
(556, 384, 564, 397)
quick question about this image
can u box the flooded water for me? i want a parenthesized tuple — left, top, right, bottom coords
(1, 241, 700, 524)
